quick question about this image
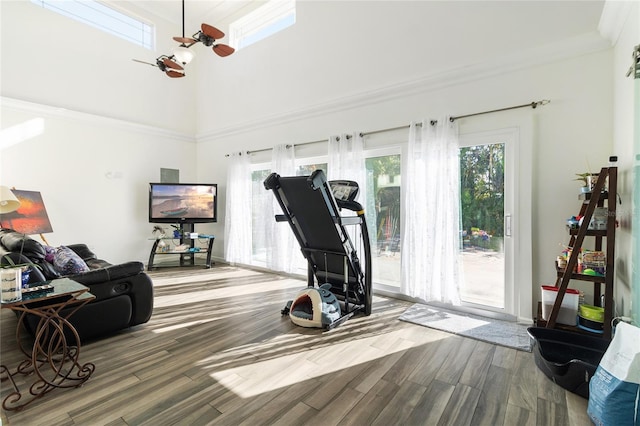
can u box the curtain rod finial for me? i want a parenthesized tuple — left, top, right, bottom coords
(532, 99, 551, 109)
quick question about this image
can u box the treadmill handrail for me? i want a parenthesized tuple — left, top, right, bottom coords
(275, 213, 362, 226)
(300, 247, 348, 257)
(337, 216, 362, 226)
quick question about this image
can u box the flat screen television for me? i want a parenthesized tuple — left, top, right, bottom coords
(148, 183, 217, 223)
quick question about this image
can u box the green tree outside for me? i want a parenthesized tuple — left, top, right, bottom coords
(460, 143, 505, 251)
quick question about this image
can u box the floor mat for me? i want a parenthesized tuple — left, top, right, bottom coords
(399, 303, 532, 352)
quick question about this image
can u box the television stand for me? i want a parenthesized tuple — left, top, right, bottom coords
(147, 224, 215, 270)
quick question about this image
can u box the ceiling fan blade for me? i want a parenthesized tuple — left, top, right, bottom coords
(166, 70, 185, 78)
(201, 23, 224, 40)
(162, 57, 184, 71)
(132, 58, 158, 67)
(212, 44, 235, 57)
(173, 36, 197, 44)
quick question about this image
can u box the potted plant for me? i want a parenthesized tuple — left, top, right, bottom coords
(151, 225, 166, 239)
(575, 173, 592, 193)
(151, 225, 172, 253)
(170, 224, 183, 238)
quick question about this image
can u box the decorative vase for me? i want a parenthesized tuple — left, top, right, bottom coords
(1, 268, 22, 303)
(21, 268, 31, 288)
(156, 240, 168, 253)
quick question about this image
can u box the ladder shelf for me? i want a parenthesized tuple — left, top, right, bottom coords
(539, 166, 617, 340)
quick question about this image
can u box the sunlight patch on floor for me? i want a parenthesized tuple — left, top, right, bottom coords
(206, 327, 447, 398)
(153, 278, 303, 308)
(429, 313, 490, 333)
(151, 319, 215, 333)
(151, 268, 265, 287)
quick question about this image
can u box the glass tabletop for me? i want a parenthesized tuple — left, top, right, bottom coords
(1, 278, 93, 307)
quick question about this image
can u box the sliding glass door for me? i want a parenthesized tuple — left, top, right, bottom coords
(365, 149, 402, 290)
(248, 120, 530, 320)
(458, 130, 515, 314)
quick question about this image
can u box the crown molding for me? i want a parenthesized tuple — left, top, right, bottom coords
(0, 97, 194, 143)
(197, 31, 611, 143)
(598, 0, 634, 45)
(1, 28, 612, 146)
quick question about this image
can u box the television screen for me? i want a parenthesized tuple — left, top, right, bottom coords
(148, 183, 217, 223)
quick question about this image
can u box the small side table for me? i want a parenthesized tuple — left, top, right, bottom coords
(0, 278, 96, 411)
(147, 235, 215, 270)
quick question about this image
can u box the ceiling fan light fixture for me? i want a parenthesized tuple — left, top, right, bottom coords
(173, 46, 195, 65)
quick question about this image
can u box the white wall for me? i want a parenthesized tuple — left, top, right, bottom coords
(0, 0, 200, 264)
(195, 1, 604, 137)
(0, 100, 197, 264)
(607, 1, 639, 322)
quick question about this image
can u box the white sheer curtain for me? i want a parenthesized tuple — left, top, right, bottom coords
(328, 132, 368, 273)
(328, 132, 366, 205)
(224, 152, 252, 265)
(266, 144, 297, 273)
(401, 119, 462, 305)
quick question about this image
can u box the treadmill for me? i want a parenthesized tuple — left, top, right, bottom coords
(264, 170, 372, 328)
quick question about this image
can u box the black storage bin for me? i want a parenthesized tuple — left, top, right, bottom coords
(527, 327, 610, 398)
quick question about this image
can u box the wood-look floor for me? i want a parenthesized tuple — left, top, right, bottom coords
(1, 266, 589, 425)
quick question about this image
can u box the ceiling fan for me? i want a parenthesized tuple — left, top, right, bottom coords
(173, 22, 235, 60)
(133, 0, 234, 78)
(171, 0, 235, 64)
(132, 55, 185, 78)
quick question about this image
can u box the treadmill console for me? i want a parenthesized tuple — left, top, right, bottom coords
(329, 180, 359, 202)
(329, 180, 362, 211)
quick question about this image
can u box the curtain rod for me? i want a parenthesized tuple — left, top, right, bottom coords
(451, 99, 550, 121)
(361, 99, 550, 137)
(225, 138, 330, 157)
(225, 99, 550, 157)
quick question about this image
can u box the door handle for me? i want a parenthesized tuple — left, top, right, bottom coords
(505, 214, 512, 237)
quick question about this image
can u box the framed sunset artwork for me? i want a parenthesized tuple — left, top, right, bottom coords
(0, 190, 53, 235)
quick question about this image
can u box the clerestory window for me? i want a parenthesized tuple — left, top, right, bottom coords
(229, 0, 296, 50)
(30, 0, 154, 49)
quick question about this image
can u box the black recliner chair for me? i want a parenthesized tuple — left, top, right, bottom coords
(0, 228, 154, 341)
